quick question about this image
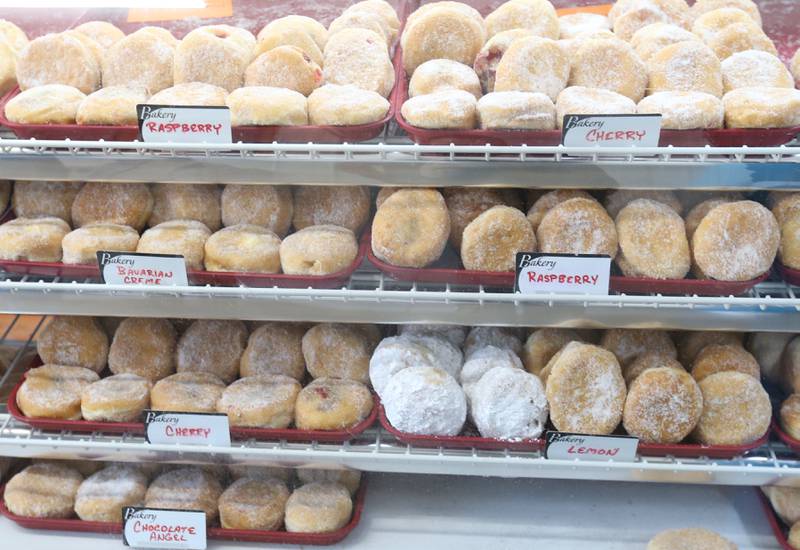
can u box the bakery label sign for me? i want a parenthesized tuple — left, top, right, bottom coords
(123, 506, 206, 549)
(137, 104, 232, 143)
(561, 114, 662, 147)
(143, 410, 231, 447)
(545, 431, 639, 462)
(515, 253, 611, 295)
(97, 251, 188, 286)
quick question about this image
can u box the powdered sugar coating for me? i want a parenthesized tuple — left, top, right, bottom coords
(600, 329, 677, 367)
(149, 183, 221, 232)
(4, 84, 85, 124)
(245, 46, 322, 96)
(72, 182, 153, 232)
(5, 463, 83, 518)
(461, 205, 536, 272)
(630, 22, 699, 63)
(303, 323, 373, 383)
(16, 364, 99, 420)
(0, 19, 28, 53)
(722, 87, 800, 128)
(37, 316, 108, 372)
(219, 477, 289, 530)
(383, 366, 466, 436)
(81, 373, 151, 422)
(485, 0, 559, 39)
(647, 40, 723, 97)
(555, 86, 636, 128)
(74, 21, 124, 49)
(690, 0, 761, 26)
(102, 27, 175, 94)
(176, 319, 247, 383)
(0, 216, 69, 262)
(409, 59, 481, 99)
(307, 83, 389, 125)
(344, 0, 400, 42)
(258, 15, 328, 50)
(329, 10, 391, 47)
(493, 37, 568, 102)
(460, 345, 523, 403)
(240, 322, 306, 380)
(285, 481, 352, 533)
(217, 375, 301, 428)
(472, 366, 548, 440)
(464, 327, 523, 359)
(16, 32, 100, 93)
(614, 6, 671, 42)
(221, 184, 293, 236)
(706, 19, 776, 60)
(608, 0, 691, 28)
(637, 91, 723, 129)
(137, 219, 211, 270)
(401, 89, 477, 129)
(398, 324, 466, 347)
(692, 7, 756, 42)
(75, 464, 147, 522)
(369, 335, 437, 397)
(323, 28, 394, 98)
(399, 333, 463, 379)
(692, 370, 770, 445)
(721, 50, 793, 93)
(254, 26, 323, 66)
(294, 377, 373, 430)
(293, 186, 370, 233)
(401, 5, 486, 74)
(75, 85, 146, 126)
(226, 86, 308, 126)
(559, 13, 610, 39)
(146, 467, 223, 524)
(473, 28, 538, 93)
(537, 198, 618, 258)
(569, 38, 648, 101)
(478, 90, 556, 130)
(11, 180, 82, 225)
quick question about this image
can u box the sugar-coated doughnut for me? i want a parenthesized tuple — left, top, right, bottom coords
(637, 91, 723, 129)
(401, 89, 477, 129)
(601, 329, 677, 367)
(204, 225, 280, 274)
(685, 197, 740, 239)
(219, 477, 290, 530)
(254, 27, 323, 66)
(176, 319, 247, 383)
(146, 468, 223, 525)
(258, 15, 328, 50)
(294, 377, 373, 430)
(217, 375, 301, 428)
(16, 364, 99, 419)
(227, 465, 292, 483)
(460, 345, 523, 402)
(0, 216, 69, 262)
(137, 220, 210, 270)
(630, 22, 699, 63)
(302, 323, 374, 383)
(81, 373, 151, 422)
(62, 223, 139, 265)
(781, 394, 800, 440)
(477, 91, 556, 130)
(537, 198, 618, 258)
(372, 188, 450, 268)
(783, 336, 800, 394)
(285, 482, 352, 533)
(401, 5, 486, 74)
(485, 0, 559, 39)
(297, 469, 361, 495)
(102, 27, 176, 95)
(245, 46, 322, 96)
(792, 48, 800, 83)
(692, 200, 779, 281)
(72, 182, 153, 231)
(604, 189, 682, 219)
(569, 38, 648, 102)
(293, 186, 370, 233)
(383, 366, 466, 436)
(147, 82, 227, 106)
(401, 333, 463, 376)
(522, 328, 583, 376)
(613, 6, 670, 42)
(771, 192, 800, 224)
(721, 50, 793, 93)
(226, 86, 308, 126)
(779, 211, 800, 270)
(723, 87, 800, 128)
(240, 323, 306, 380)
(461, 206, 536, 272)
(149, 183, 221, 232)
(472, 367, 548, 440)
(11, 181, 82, 224)
(76, 85, 146, 125)
(74, 21, 124, 49)
(559, 13, 610, 39)
(0, 19, 28, 53)
(107, 318, 175, 382)
(280, 225, 358, 276)
(693, 370, 770, 445)
(369, 336, 438, 398)
(0, 39, 16, 96)
(623, 352, 686, 385)
(4, 463, 83, 518)
(464, 326, 523, 359)
(409, 59, 481, 100)
(690, 343, 760, 381)
(75, 464, 147, 523)
(494, 37, 569, 102)
(221, 184, 292, 236)
(307, 84, 389, 125)
(526, 190, 595, 231)
(344, 0, 400, 41)
(473, 28, 538, 93)
(608, 0, 691, 28)
(323, 28, 394, 98)
(690, 0, 761, 26)
(37, 316, 108, 372)
(647, 41, 723, 98)
(174, 25, 254, 92)
(399, 324, 466, 348)
(555, 86, 636, 128)
(150, 372, 226, 413)
(693, 8, 774, 59)
(4, 84, 86, 124)
(746, 332, 791, 384)
(17, 33, 100, 93)
(764, 485, 800, 526)
(406, 2, 485, 32)
(677, 331, 743, 366)
(647, 528, 737, 550)
(443, 188, 513, 249)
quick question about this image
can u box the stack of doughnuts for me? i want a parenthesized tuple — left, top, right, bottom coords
(4, 460, 360, 533)
(0, 181, 368, 277)
(400, 0, 800, 132)
(16, 316, 376, 433)
(4, 1, 397, 128)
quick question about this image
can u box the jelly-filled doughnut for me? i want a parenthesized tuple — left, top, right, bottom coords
(493, 37, 569, 101)
(293, 186, 371, 233)
(74, 464, 147, 522)
(76, 85, 147, 125)
(0, 216, 69, 262)
(240, 322, 306, 380)
(461, 206, 536, 272)
(383, 366, 466, 436)
(692, 371, 770, 445)
(323, 28, 394, 98)
(4, 84, 86, 124)
(307, 84, 389, 125)
(17, 32, 100, 93)
(176, 319, 247, 383)
(108, 318, 176, 381)
(409, 59, 481, 99)
(145, 468, 223, 524)
(245, 46, 322, 96)
(72, 182, 153, 231)
(302, 323, 375, 383)
(485, 0, 559, 39)
(137, 220, 211, 270)
(148, 183, 221, 232)
(81, 373, 152, 422)
(62, 223, 139, 265)
(569, 38, 648, 102)
(285, 482, 352, 533)
(4, 463, 83, 518)
(538, 198, 618, 258)
(221, 184, 293, 236)
(294, 377, 373, 430)
(204, 225, 281, 274)
(217, 375, 301, 428)
(174, 25, 255, 92)
(280, 225, 359, 276)
(16, 364, 99, 419)
(150, 372, 226, 413)
(37, 315, 108, 372)
(102, 27, 176, 94)
(219, 477, 290, 530)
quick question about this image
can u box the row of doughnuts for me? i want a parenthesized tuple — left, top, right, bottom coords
(764, 483, 800, 549)
(371, 187, 781, 282)
(375, 325, 771, 446)
(4, 460, 360, 533)
(400, 0, 800, 131)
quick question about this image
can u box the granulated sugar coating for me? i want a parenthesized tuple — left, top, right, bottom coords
(409, 58, 482, 99)
(5, 463, 83, 518)
(108, 318, 176, 381)
(176, 319, 248, 383)
(647, 40, 723, 97)
(493, 37, 568, 102)
(285, 481, 352, 533)
(16, 32, 100, 93)
(477, 91, 556, 130)
(690, 343, 760, 381)
(537, 198, 618, 258)
(137, 219, 212, 270)
(622, 352, 686, 386)
(80, 373, 152, 422)
(145, 467, 223, 524)
(401, 89, 477, 129)
(692, 371, 770, 445)
(630, 22, 699, 63)
(149, 183, 221, 232)
(485, 0, 558, 39)
(221, 184, 293, 236)
(302, 323, 373, 383)
(17, 364, 99, 420)
(722, 86, 800, 128)
(569, 38, 648, 101)
(294, 377, 373, 430)
(217, 375, 301, 428)
(74, 464, 147, 522)
(219, 477, 290, 530)
(637, 91, 724, 129)
(461, 205, 536, 272)
(293, 185, 371, 233)
(102, 28, 176, 94)
(555, 86, 636, 129)
(323, 28, 394, 98)
(721, 50, 794, 92)
(72, 182, 154, 232)
(240, 322, 306, 381)
(473, 29, 537, 93)
(401, 5, 485, 74)
(12, 180, 82, 225)
(464, 326, 523, 359)
(37, 316, 109, 372)
(600, 329, 677, 367)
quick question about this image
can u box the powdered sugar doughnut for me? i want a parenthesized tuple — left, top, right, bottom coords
(4, 463, 83, 519)
(690, 0, 761, 25)
(151, 372, 226, 413)
(637, 91, 723, 130)
(17, 32, 100, 93)
(677, 330, 743, 365)
(369, 336, 437, 397)
(615, 199, 690, 279)
(176, 320, 247, 383)
(226, 86, 308, 126)
(648, 528, 736, 550)
(609, 0, 691, 26)
(285, 482, 352, 533)
(258, 16, 328, 51)
(647, 41, 723, 97)
(74, 21, 124, 49)
(0, 216, 68, 262)
(280, 225, 358, 276)
(62, 224, 139, 265)
(545, 342, 626, 435)
(149, 183, 220, 231)
(747, 332, 791, 385)
(604, 189, 682, 218)
(38, 316, 108, 372)
(472, 367, 548, 440)
(493, 37, 568, 102)
(614, 8, 669, 43)
(537, 198, 618, 258)
(72, 182, 153, 231)
(204, 225, 280, 274)
(555, 86, 636, 128)
(76, 85, 146, 125)
(601, 329, 677, 367)
(254, 27, 323, 66)
(485, 0, 558, 39)
(398, 325, 466, 348)
(74, 464, 147, 523)
(569, 38, 647, 101)
(323, 28, 394, 98)
(102, 28, 176, 94)
(400, 333, 463, 379)
(174, 25, 254, 92)
(460, 345, 523, 397)
(401, 89, 476, 129)
(307, 84, 389, 125)
(693, 371, 770, 445)
(383, 366, 466, 436)
(344, 0, 400, 42)
(723, 87, 800, 128)
(0, 19, 28, 53)
(692, 200, 779, 281)
(526, 190, 594, 231)
(217, 375, 300, 428)
(522, 328, 582, 376)
(721, 50, 793, 93)
(108, 318, 176, 382)
(80, 373, 151, 423)
(409, 59, 481, 99)
(691, 343, 759, 381)
(240, 323, 305, 380)
(245, 46, 322, 96)
(473, 29, 537, 93)
(630, 23, 699, 63)
(12, 180, 82, 224)
(461, 206, 535, 272)
(4, 84, 85, 124)
(221, 184, 292, 236)
(464, 327, 523, 359)
(302, 323, 374, 383)
(295, 377, 373, 430)
(401, 5, 486, 74)
(329, 10, 391, 46)
(406, 1, 485, 31)
(623, 352, 685, 385)
(707, 20, 776, 60)
(293, 186, 370, 233)
(16, 364, 99, 419)
(219, 477, 289, 530)
(559, 13, 610, 39)
(146, 468, 222, 524)
(137, 220, 210, 270)
(372, 188, 450, 268)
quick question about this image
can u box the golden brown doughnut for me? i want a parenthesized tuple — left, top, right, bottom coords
(240, 322, 306, 380)
(219, 477, 290, 530)
(721, 50, 793, 92)
(72, 182, 153, 231)
(401, 5, 486, 74)
(781, 394, 800, 440)
(74, 21, 124, 48)
(322, 28, 394, 98)
(204, 225, 281, 274)
(137, 220, 211, 270)
(461, 205, 536, 272)
(108, 318, 176, 381)
(295, 377, 374, 430)
(37, 316, 108, 372)
(692, 370, 770, 445)
(174, 25, 255, 92)
(676, 331, 743, 365)
(690, 0, 761, 25)
(604, 190, 682, 219)
(569, 38, 648, 102)
(630, 22, 700, 63)
(637, 91, 724, 130)
(258, 16, 328, 50)
(280, 225, 359, 276)
(4, 84, 86, 124)
(217, 375, 300, 428)
(145, 467, 223, 525)
(526, 190, 595, 231)
(647, 40, 723, 98)
(302, 323, 375, 383)
(227, 465, 293, 483)
(764, 486, 800, 527)
(245, 46, 323, 96)
(684, 199, 734, 240)
(76, 85, 147, 125)
(485, 0, 558, 39)
(600, 329, 677, 367)
(0, 216, 69, 262)
(443, 187, 511, 249)
(16, 33, 100, 93)
(150, 372, 226, 413)
(147, 82, 228, 106)
(62, 224, 140, 265)
(148, 183, 221, 232)
(285, 481, 352, 533)
(522, 328, 584, 376)
(16, 364, 99, 419)
(647, 528, 736, 550)
(401, 89, 477, 129)
(409, 59, 482, 99)
(81, 373, 151, 422)
(296, 469, 361, 495)
(4, 463, 83, 518)
(493, 37, 569, 101)
(623, 352, 686, 386)
(226, 86, 308, 126)
(75, 464, 147, 523)
(723, 87, 800, 128)
(176, 319, 247, 383)
(102, 27, 176, 95)
(12, 180, 82, 224)
(473, 28, 538, 93)
(254, 26, 323, 66)
(690, 343, 760, 382)
(747, 332, 791, 384)
(220, 184, 293, 237)
(292, 186, 371, 233)
(307, 84, 390, 125)
(537, 198, 618, 258)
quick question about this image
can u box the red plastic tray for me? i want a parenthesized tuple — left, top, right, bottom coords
(759, 489, 794, 550)
(364, 232, 770, 296)
(0, 481, 366, 545)
(776, 262, 800, 287)
(8, 358, 379, 442)
(772, 419, 800, 455)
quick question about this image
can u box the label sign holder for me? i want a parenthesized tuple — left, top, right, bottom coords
(137, 104, 232, 144)
(544, 431, 639, 461)
(514, 252, 611, 295)
(123, 506, 207, 550)
(143, 410, 231, 447)
(97, 251, 188, 287)
(561, 113, 662, 147)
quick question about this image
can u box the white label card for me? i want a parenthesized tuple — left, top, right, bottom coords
(515, 253, 611, 295)
(137, 104, 232, 144)
(143, 410, 231, 447)
(97, 251, 188, 287)
(123, 507, 206, 550)
(561, 114, 662, 147)
(545, 431, 639, 462)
